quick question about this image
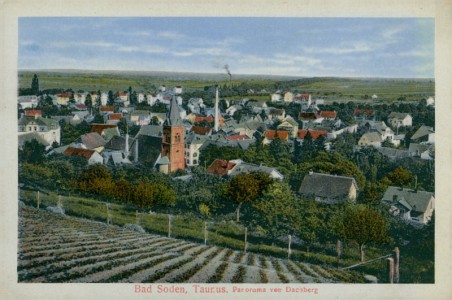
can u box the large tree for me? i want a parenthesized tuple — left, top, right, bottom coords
(225, 172, 273, 222)
(31, 74, 39, 95)
(335, 205, 389, 262)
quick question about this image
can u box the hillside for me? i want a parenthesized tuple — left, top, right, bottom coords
(18, 204, 364, 284)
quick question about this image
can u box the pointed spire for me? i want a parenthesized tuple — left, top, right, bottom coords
(164, 96, 182, 126)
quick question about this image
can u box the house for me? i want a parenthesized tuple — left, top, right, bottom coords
(408, 143, 434, 160)
(63, 147, 104, 165)
(74, 104, 88, 111)
(376, 147, 410, 161)
(277, 116, 299, 138)
(100, 92, 108, 106)
(146, 94, 158, 106)
(56, 93, 72, 106)
(174, 86, 183, 94)
(381, 186, 435, 225)
(18, 95, 39, 109)
(100, 106, 115, 114)
(18, 116, 61, 145)
(191, 126, 212, 136)
(117, 92, 129, 102)
(137, 93, 145, 103)
(358, 132, 382, 148)
(106, 113, 123, 125)
(425, 96, 435, 107)
(372, 94, 378, 100)
(299, 112, 323, 124)
(91, 124, 118, 136)
(297, 129, 328, 141)
(24, 110, 43, 118)
(294, 93, 312, 110)
(226, 105, 243, 116)
(74, 92, 87, 104)
(187, 98, 205, 114)
(184, 132, 208, 167)
(207, 159, 284, 180)
(266, 108, 286, 121)
(353, 109, 376, 121)
(283, 92, 294, 103)
(18, 132, 52, 150)
(319, 111, 337, 120)
(227, 159, 284, 180)
(76, 132, 106, 152)
(362, 121, 397, 145)
(130, 110, 151, 126)
(271, 93, 282, 102)
(102, 135, 134, 166)
(249, 101, 268, 114)
(387, 112, 413, 128)
(263, 130, 289, 144)
(298, 172, 359, 204)
(206, 159, 237, 177)
(411, 125, 435, 144)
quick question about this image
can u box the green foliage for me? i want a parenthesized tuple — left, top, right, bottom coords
(19, 139, 46, 164)
(250, 181, 298, 238)
(384, 166, 413, 187)
(334, 205, 389, 261)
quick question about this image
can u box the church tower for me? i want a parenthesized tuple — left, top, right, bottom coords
(161, 96, 185, 173)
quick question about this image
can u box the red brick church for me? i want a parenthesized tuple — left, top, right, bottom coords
(160, 97, 185, 173)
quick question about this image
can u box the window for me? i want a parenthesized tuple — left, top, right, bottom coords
(193, 153, 198, 158)
(193, 159, 197, 165)
(34, 126, 37, 131)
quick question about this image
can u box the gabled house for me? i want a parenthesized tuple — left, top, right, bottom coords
(56, 93, 72, 106)
(18, 95, 39, 109)
(408, 143, 434, 160)
(271, 93, 282, 102)
(130, 110, 151, 126)
(297, 129, 328, 142)
(411, 125, 435, 144)
(294, 93, 312, 110)
(299, 112, 323, 124)
(206, 159, 237, 177)
(63, 147, 103, 165)
(358, 132, 382, 148)
(185, 132, 208, 167)
(283, 91, 294, 103)
(265, 108, 285, 121)
(102, 134, 134, 166)
(263, 130, 289, 145)
(106, 113, 123, 125)
(24, 110, 43, 118)
(298, 172, 359, 204)
(77, 132, 106, 152)
(319, 111, 337, 120)
(90, 124, 119, 137)
(387, 112, 413, 128)
(381, 186, 434, 225)
(277, 116, 299, 138)
(18, 116, 61, 145)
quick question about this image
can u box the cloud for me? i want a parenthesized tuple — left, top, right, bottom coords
(158, 31, 186, 39)
(303, 42, 372, 55)
(117, 45, 167, 54)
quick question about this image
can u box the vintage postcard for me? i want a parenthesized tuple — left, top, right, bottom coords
(1, 0, 451, 299)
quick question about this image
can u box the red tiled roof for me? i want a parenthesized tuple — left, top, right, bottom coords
(206, 159, 236, 176)
(118, 92, 128, 96)
(297, 129, 328, 140)
(75, 104, 88, 109)
(320, 111, 337, 119)
(90, 124, 118, 135)
(108, 113, 123, 120)
(353, 109, 375, 116)
(227, 135, 249, 141)
(24, 110, 42, 117)
(299, 112, 321, 119)
(264, 130, 289, 141)
(56, 93, 72, 98)
(63, 147, 96, 160)
(194, 115, 225, 125)
(295, 93, 311, 100)
(100, 106, 114, 112)
(191, 126, 212, 135)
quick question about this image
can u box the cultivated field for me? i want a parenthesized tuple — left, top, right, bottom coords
(18, 205, 364, 283)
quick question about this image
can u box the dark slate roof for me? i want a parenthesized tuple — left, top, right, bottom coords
(136, 135, 162, 164)
(411, 125, 434, 140)
(78, 132, 106, 149)
(18, 132, 50, 147)
(388, 112, 411, 119)
(376, 147, 410, 160)
(382, 186, 434, 214)
(298, 172, 359, 199)
(164, 96, 183, 126)
(104, 135, 135, 151)
(139, 125, 163, 137)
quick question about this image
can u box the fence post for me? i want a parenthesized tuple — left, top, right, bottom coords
(337, 240, 342, 268)
(37, 191, 40, 209)
(58, 195, 62, 208)
(168, 215, 172, 238)
(204, 222, 208, 245)
(244, 227, 248, 253)
(394, 247, 400, 283)
(288, 235, 292, 259)
(387, 257, 394, 284)
(106, 204, 112, 225)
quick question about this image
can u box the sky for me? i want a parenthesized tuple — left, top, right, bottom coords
(18, 17, 434, 78)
